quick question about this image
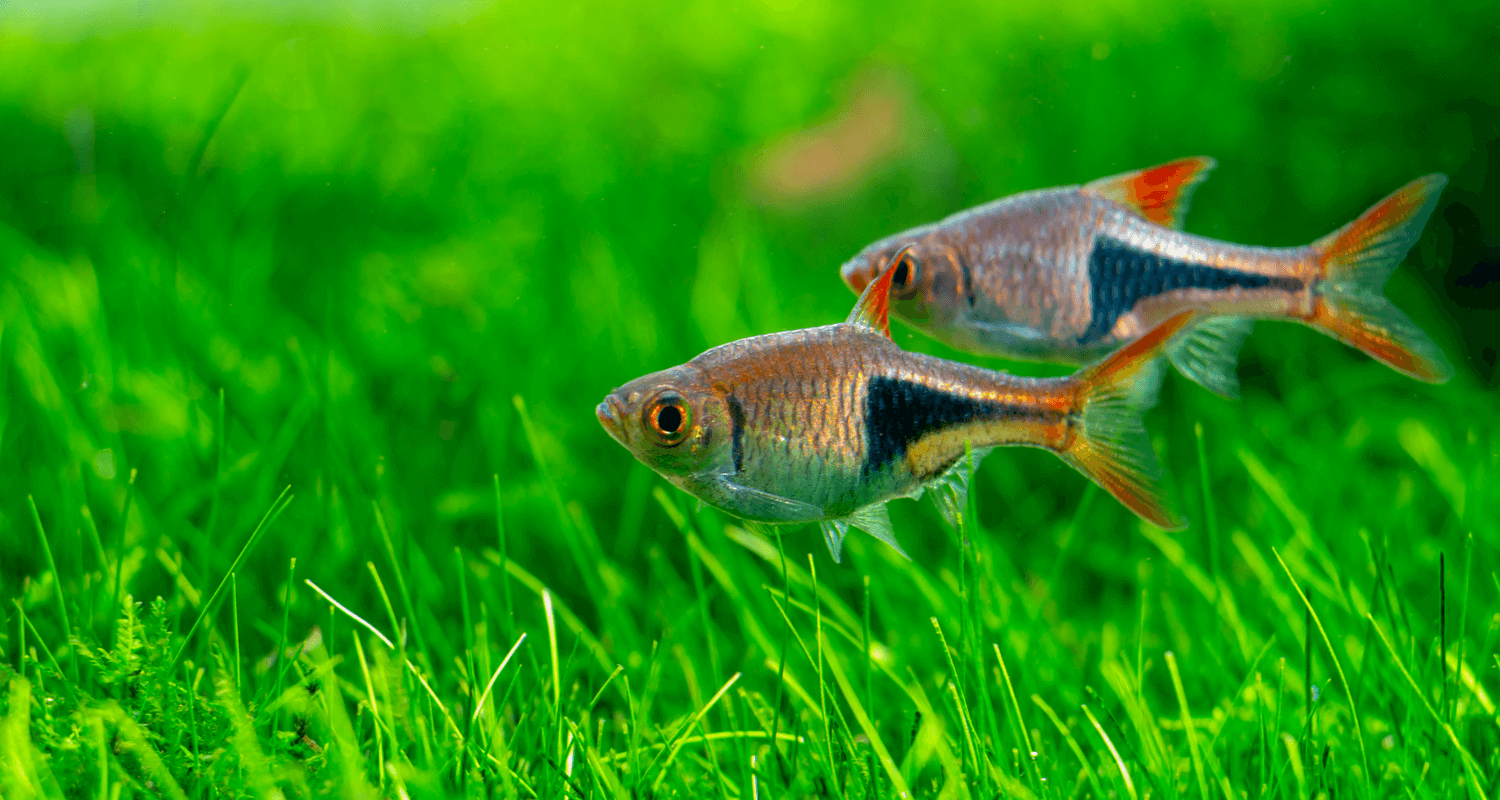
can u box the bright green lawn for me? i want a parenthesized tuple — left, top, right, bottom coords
(1, 0, 1497, 797)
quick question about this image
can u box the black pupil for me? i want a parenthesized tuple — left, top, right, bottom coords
(892, 258, 910, 286)
(656, 404, 683, 434)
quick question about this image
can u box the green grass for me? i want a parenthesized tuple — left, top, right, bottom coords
(1, 0, 1497, 797)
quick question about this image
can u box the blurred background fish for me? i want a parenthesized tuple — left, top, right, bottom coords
(840, 159, 1453, 397)
(748, 68, 916, 205)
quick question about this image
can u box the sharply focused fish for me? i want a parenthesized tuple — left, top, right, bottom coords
(840, 158, 1453, 397)
(597, 257, 1199, 561)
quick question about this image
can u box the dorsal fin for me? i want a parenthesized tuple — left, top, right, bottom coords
(1082, 156, 1216, 229)
(845, 244, 914, 338)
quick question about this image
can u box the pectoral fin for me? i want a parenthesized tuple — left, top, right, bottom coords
(699, 473, 826, 523)
(967, 319, 1051, 342)
(818, 519, 850, 562)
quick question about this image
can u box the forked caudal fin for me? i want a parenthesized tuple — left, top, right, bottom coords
(1062, 310, 1198, 530)
(1309, 174, 1453, 383)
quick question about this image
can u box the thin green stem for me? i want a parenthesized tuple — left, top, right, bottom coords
(28, 495, 78, 681)
(170, 486, 291, 670)
(112, 468, 138, 645)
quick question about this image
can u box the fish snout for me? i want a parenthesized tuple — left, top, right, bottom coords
(596, 395, 626, 440)
(840, 255, 875, 293)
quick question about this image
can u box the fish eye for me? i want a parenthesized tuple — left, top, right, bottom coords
(646, 393, 691, 447)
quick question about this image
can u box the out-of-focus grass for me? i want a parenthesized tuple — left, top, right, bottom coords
(0, 0, 1497, 797)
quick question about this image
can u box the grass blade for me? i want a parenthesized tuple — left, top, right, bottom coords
(305, 579, 396, 649)
(822, 627, 912, 798)
(170, 486, 291, 669)
(1164, 651, 1209, 800)
(993, 642, 1034, 764)
(494, 474, 514, 637)
(110, 468, 138, 643)
(372, 502, 429, 663)
(102, 702, 190, 800)
(12, 600, 67, 687)
(1366, 612, 1487, 797)
(27, 495, 77, 681)
(1081, 703, 1137, 800)
(648, 672, 741, 792)
(1032, 694, 1106, 800)
(474, 633, 529, 723)
(545, 588, 562, 767)
(1271, 546, 1373, 792)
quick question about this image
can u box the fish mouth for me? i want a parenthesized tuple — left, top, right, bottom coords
(840, 256, 873, 293)
(596, 395, 626, 443)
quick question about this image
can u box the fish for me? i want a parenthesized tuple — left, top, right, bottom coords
(597, 255, 1200, 561)
(840, 157, 1454, 398)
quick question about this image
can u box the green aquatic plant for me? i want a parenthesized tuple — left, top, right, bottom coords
(0, 0, 1495, 796)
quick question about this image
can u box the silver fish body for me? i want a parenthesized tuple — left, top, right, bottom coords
(599, 260, 1196, 560)
(856, 187, 1306, 360)
(841, 158, 1453, 391)
(600, 323, 1071, 524)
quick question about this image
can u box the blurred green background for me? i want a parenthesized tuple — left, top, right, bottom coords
(1, 0, 1497, 794)
(6, 0, 1495, 595)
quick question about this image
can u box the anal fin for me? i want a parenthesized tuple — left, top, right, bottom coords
(1166, 316, 1254, 398)
(849, 503, 905, 560)
(820, 503, 906, 563)
(927, 446, 993, 531)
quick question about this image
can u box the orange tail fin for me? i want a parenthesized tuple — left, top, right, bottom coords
(1062, 311, 1199, 531)
(1309, 174, 1453, 383)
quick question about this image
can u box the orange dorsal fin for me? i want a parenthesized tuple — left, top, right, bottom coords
(845, 245, 914, 338)
(1082, 156, 1216, 229)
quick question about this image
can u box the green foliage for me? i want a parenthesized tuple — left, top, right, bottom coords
(1, 0, 1497, 797)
